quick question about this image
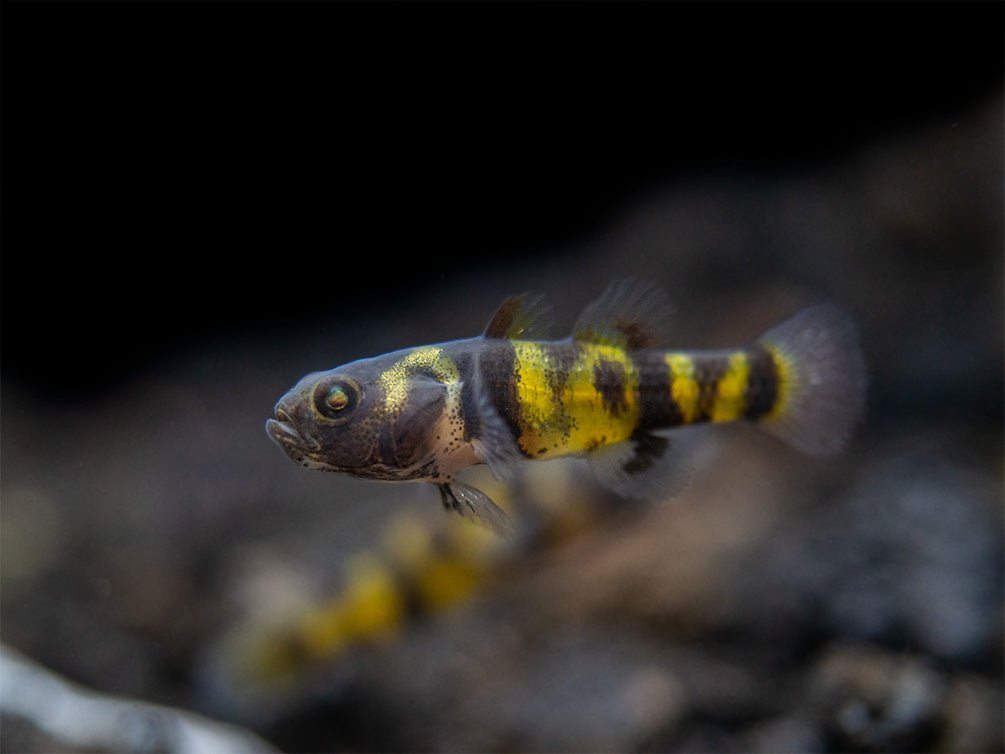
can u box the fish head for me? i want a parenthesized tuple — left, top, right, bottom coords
(266, 352, 451, 481)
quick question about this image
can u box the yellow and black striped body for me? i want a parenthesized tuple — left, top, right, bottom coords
(268, 280, 865, 536)
(474, 339, 781, 461)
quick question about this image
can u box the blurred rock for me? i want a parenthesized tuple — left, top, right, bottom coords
(938, 671, 1005, 753)
(0, 645, 277, 754)
(743, 441, 1003, 663)
(808, 642, 1003, 753)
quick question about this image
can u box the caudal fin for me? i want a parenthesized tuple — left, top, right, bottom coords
(757, 305, 866, 456)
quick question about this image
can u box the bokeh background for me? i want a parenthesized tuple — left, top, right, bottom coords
(2, 3, 1002, 752)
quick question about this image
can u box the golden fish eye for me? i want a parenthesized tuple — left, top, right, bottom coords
(312, 377, 359, 420)
(326, 386, 349, 411)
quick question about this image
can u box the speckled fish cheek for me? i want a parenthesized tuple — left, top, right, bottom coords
(371, 347, 466, 473)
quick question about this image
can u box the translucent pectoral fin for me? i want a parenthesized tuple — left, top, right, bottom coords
(466, 353, 525, 481)
(438, 481, 515, 539)
(468, 398, 523, 482)
(587, 431, 692, 502)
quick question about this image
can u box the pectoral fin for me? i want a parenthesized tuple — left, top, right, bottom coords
(438, 481, 515, 539)
(466, 352, 524, 481)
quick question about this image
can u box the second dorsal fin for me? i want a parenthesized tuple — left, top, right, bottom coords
(482, 293, 551, 340)
(572, 278, 673, 349)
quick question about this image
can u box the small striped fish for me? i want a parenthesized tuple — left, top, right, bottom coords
(267, 280, 865, 536)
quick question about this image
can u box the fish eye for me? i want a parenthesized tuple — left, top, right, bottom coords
(312, 377, 360, 420)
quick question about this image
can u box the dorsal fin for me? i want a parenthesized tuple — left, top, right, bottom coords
(572, 278, 673, 349)
(482, 293, 551, 340)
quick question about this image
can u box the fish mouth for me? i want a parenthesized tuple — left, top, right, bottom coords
(266, 408, 320, 460)
(266, 415, 301, 447)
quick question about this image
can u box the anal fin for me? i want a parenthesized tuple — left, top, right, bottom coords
(587, 430, 692, 501)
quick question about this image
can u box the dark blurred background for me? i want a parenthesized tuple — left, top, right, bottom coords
(3, 2, 1001, 400)
(2, 2, 1003, 753)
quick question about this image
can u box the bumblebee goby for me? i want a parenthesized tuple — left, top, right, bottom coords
(267, 280, 866, 537)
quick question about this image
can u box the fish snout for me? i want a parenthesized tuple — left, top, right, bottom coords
(266, 405, 318, 453)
